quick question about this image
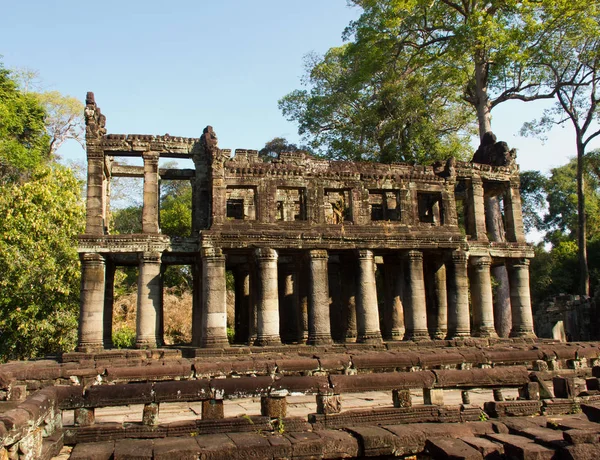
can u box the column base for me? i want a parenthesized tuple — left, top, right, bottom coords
(357, 332, 383, 344)
(135, 338, 159, 349)
(475, 327, 498, 338)
(200, 336, 230, 348)
(448, 330, 470, 339)
(344, 336, 357, 344)
(307, 334, 333, 346)
(404, 330, 431, 342)
(432, 330, 448, 340)
(509, 329, 537, 339)
(77, 343, 104, 353)
(254, 336, 282, 347)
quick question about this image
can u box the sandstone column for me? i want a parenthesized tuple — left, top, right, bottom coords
(103, 261, 116, 349)
(200, 247, 229, 347)
(466, 178, 488, 241)
(432, 260, 448, 340)
(356, 250, 383, 343)
(383, 259, 405, 341)
(234, 264, 251, 344)
(255, 248, 281, 346)
(297, 262, 309, 343)
(85, 153, 106, 235)
(307, 249, 332, 345)
(504, 179, 526, 243)
(136, 252, 162, 348)
(447, 250, 470, 339)
(78, 253, 106, 352)
(508, 259, 536, 338)
(142, 152, 160, 234)
(328, 259, 344, 342)
(191, 259, 203, 347)
(279, 262, 300, 343)
(470, 256, 498, 337)
(340, 257, 357, 343)
(404, 250, 429, 341)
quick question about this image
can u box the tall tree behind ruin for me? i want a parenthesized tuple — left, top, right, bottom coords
(282, 0, 594, 336)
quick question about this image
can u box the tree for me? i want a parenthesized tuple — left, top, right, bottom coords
(280, 44, 474, 163)
(0, 64, 49, 181)
(259, 137, 310, 160)
(12, 67, 85, 158)
(0, 165, 85, 360)
(519, 170, 548, 235)
(522, 25, 600, 296)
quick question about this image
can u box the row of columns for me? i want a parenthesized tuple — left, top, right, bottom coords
(78, 248, 535, 352)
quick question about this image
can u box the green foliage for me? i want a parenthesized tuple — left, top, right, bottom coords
(280, 43, 474, 163)
(160, 180, 192, 237)
(259, 137, 312, 160)
(0, 165, 85, 360)
(520, 171, 549, 235)
(112, 326, 136, 349)
(111, 206, 142, 234)
(0, 64, 49, 180)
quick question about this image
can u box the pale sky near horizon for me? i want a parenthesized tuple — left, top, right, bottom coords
(2, 0, 597, 176)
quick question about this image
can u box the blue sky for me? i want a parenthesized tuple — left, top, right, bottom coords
(1, 0, 596, 174)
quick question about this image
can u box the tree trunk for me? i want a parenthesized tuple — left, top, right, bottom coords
(485, 196, 512, 337)
(577, 141, 590, 297)
(474, 55, 512, 336)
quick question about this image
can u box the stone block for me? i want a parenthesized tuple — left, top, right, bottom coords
(114, 439, 153, 459)
(518, 382, 540, 401)
(316, 393, 342, 415)
(461, 435, 504, 458)
(17, 427, 42, 459)
(284, 431, 323, 458)
(74, 407, 95, 426)
(423, 388, 444, 405)
(201, 399, 224, 420)
(154, 437, 202, 460)
(461, 390, 471, 404)
(483, 400, 542, 418)
(142, 402, 159, 426)
(561, 444, 600, 459)
(260, 395, 286, 418)
(534, 360, 549, 371)
(493, 388, 504, 401)
(317, 429, 360, 458)
(486, 433, 556, 460)
(392, 389, 412, 408)
(7, 385, 26, 402)
(553, 376, 576, 399)
(425, 437, 483, 459)
(563, 429, 600, 444)
(345, 426, 401, 457)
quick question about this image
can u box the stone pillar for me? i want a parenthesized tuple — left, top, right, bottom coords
(383, 259, 404, 341)
(508, 259, 536, 338)
(200, 247, 229, 347)
(78, 253, 106, 352)
(191, 259, 203, 347)
(466, 178, 488, 241)
(279, 263, 300, 343)
(255, 248, 281, 346)
(103, 260, 116, 349)
(470, 256, 498, 337)
(340, 258, 357, 342)
(447, 251, 470, 338)
(504, 179, 526, 243)
(432, 259, 448, 340)
(136, 252, 162, 348)
(234, 264, 251, 344)
(307, 249, 332, 345)
(85, 154, 106, 235)
(142, 152, 160, 234)
(356, 250, 383, 343)
(404, 250, 429, 341)
(328, 258, 344, 342)
(298, 262, 309, 343)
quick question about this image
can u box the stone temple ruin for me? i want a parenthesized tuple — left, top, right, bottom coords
(78, 92, 534, 352)
(6, 93, 600, 459)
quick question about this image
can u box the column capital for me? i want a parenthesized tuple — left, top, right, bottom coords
(508, 258, 531, 268)
(139, 252, 161, 264)
(308, 249, 328, 260)
(405, 249, 423, 261)
(202, 246, 224, 260)
(80, 252, 105, 266)
(142, 151, 160, 163)
(255, 247, 278, 261)
(356, 249, 374, 260)
(86, 148, 105, 160)
(470, 255, 492, 268)
(451, 250, 468, 265)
